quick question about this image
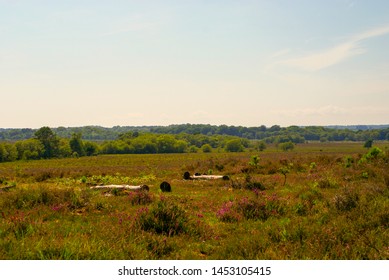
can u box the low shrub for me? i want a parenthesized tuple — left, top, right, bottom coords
(238, 197, 268, 220)
(333, 188, 359, 212)
(344, 156, 354, 168)
(127, 190, 154, 205)
(34, 172, 53, 182)
(244, 174, 266, 190)
(216, 201, 241, 223)
(6, 211, 35, 239)
(296, 186, 323, 213)
(143, 233, 175, 259)
(217, 193, 286, 223)
(358, 147, 384, 164)
(137, 197, 188, 236)
(294, 202, 308, 216)
(316, 175, 339, 189)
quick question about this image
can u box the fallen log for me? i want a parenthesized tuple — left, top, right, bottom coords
(183, 172, 229, 181)
(192, 174, 230, 180)
(0, 185, 16, 192)
(90, 185, 149, 191)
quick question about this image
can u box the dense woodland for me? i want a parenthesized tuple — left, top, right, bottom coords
(1, 124, 389, 163)
(1, 124, 389, 141)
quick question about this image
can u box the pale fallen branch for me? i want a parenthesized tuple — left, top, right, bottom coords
(90, 185, 149, 191)
(183, 172, 229, 181)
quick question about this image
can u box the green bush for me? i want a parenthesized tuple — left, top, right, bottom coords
(279, 141, 295, 151)
(225, 139, 244, 152)
(137, 198, 188, 235)
(201, 144, 212, 153)
(358, 147, 383, 164)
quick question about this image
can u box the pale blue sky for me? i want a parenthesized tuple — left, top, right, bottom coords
(1, 0, 389, 128)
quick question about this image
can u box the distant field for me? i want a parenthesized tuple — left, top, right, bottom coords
(0, 142, 388, 259)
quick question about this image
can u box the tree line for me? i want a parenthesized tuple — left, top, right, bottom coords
(0, 127, 255, 162)
(1, 124, 389, 163)
(1, 124, 389, 142)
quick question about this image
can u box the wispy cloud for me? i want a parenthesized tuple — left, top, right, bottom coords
(278, 25, 389, 71)
(353, 25, 389, 40)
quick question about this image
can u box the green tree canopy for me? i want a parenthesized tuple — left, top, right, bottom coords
(225, 139, 244, 152)
(34, 126, 60, 158)
(15, 139, 44, 160)
(69, 132, 85, 156)
(201, 144, 212, 153)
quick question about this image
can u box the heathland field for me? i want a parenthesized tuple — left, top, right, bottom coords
(0, 142, 388, 259)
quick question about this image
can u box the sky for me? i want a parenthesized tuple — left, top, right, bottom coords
(1, 0, 389, 128)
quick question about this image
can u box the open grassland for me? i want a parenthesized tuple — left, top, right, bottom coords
(0, 142, 388, 259)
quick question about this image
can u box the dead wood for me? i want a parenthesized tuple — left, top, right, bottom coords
(183, 172, 229, 181)
(90, 185, 149, 191)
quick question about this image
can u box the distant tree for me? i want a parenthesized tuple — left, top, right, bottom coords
(320, 136, 328, 142)
(269, 125, 281, 132)
(129, 136, 156, 154)
(84, 141, 99, 156)
(0, 144, 6, 162)
(188, 145, 199, 153)
(34, 127, 60, 158)
(101, 140, 131, 154)
(0, 143, 14, 162)
(115, 140, 132, 154)
(142, 142, 158, 154)
(101, 141, 118, 154)
(58, 139, 72, 158)
(279, 141, 295, 151)
(201, 144, 212, 153)
(363, 139, 373, 148)
(0, 143, 17, 162)
(174, 140, 188, 153)
(225, 139, 244, 152)
(256, 141, 267, 151)
(69, 132, 85, 156)
(118, 131, 137, 141)
(15, 139, 44, 160)
(156, 135, 176, 153)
